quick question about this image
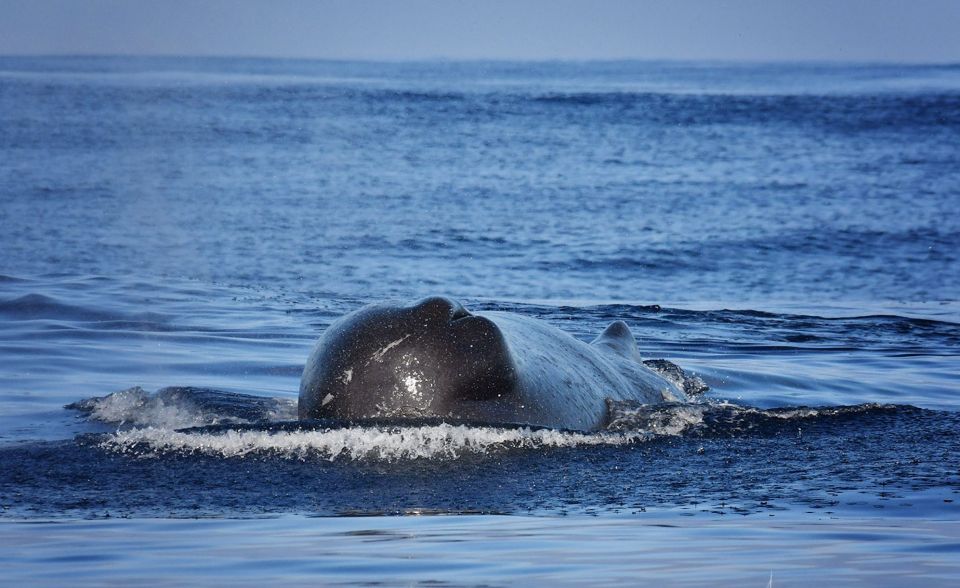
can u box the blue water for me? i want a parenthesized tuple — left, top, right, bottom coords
(1, 56, 959, 585)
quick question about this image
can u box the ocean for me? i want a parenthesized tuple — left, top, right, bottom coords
(1, 56, 958, 585)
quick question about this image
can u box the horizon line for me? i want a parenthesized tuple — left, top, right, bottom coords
(2, 52, 958, 68)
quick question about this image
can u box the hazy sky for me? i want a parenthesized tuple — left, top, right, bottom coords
(1, 0, 958, 62)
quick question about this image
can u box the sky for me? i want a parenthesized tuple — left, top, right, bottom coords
(1, 0, 958, 63)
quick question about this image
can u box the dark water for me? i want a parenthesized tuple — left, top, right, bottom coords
(1, 57, 959, 585)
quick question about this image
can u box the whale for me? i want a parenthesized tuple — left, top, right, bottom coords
(299, 296, 702, 431)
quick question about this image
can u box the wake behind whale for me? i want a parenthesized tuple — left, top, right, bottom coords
(68, 385, 911, 461)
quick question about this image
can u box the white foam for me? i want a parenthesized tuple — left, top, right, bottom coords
(605, 399, 819, 436)
(706, 400, 821, 419)
(607, 403, 709, 436)
(82, 388, 880, 462)
(84, 387, 223, 429)
(645, 405, 709, 436)
(98, 424, 650, 461)
(79, 387, 299, 429)
(264, 398, 299, 421)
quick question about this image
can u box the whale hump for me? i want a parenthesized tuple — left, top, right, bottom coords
(591, 320, 644, 362)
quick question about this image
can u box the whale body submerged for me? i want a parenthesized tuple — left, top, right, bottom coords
(299, 296, 702, 431)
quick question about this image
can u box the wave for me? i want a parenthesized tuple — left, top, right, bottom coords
(605, 400, 912, 436)
(67, 386, 298, 429)
(69, 387, 923, 462)
(0, 292, 173, 329)
(0, 293, 118, 321)
(527, 91, 960, 129)
(89, 423, 643, 461)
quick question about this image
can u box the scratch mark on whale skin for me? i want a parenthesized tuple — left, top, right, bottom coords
(370, 334, 411, 363)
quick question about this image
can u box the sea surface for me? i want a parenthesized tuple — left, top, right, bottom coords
(1, 57, 959, 586)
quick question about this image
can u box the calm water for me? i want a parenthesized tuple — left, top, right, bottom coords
(1, 57, 959, 585)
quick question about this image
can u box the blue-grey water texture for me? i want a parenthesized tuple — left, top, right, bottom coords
(1, 57, 959, 586)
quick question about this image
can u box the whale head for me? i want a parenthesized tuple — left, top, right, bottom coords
(298, 296, 518, 422)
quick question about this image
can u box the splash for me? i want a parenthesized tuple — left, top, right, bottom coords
(641, 359, 710, 396)
(96, 423, 649, 461)
(67, 386, 297, 429)
(72, 387, 651, 460)
(70, 387, 912, 462)
(606, 399, 905, 436)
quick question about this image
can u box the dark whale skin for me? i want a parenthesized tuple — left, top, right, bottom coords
(299, 296, 685, 431)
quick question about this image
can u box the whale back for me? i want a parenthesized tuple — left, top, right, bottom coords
(479, 312, 683, 430)
(299, 297, 518, 422)
(299, 298, 688, 431)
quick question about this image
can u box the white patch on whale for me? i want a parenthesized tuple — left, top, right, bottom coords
(369, 334, 411, 363)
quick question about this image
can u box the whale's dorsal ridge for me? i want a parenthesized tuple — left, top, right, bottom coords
(600, 320, 632, 340)
(591, 320, 643, 362)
